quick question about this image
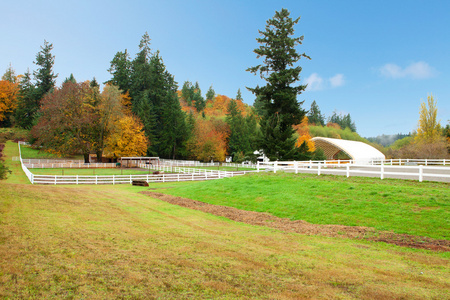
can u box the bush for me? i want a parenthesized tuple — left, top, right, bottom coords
(0, 143, 11, 179)
(0, 160, 11, 179)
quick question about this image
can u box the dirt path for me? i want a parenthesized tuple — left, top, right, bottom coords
(141, 191, 450, 252)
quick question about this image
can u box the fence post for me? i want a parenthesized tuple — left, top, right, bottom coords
(76, 175, 79, 185)
(419, 165, 423, 182)
(257, 161, 260, 172)
(178, 173, 180, 182)
(54, 176, 57, 185)
(318, 163, 321, 176)
(96, 175, 98, 185)
(346, 165, 350, 178)
(425, 159, 428, 166)
(130, 175, 132, 184)
(380, 164, 384, 180)
(113, 175, 115, 185)
(274, 161, 277, 174)
(295, 161, 298, 174)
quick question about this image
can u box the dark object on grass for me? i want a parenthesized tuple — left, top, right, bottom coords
(132, 180, 149, 187)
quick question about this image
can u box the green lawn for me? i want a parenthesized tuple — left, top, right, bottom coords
(1, 141, 449, 298)
(158, 172, 450, 240)
(19, 144, 83, 160)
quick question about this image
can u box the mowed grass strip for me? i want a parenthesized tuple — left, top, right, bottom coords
(1, 182, 449, 299)
(158, 172, 450, 240)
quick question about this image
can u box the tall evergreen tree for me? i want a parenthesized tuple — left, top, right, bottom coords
(181, 81, 194, 105)
(206, 85, 215, 101)
(15, 70, 37, 129)
(236, 88, 243, 101)
(64, 73, 77, 84)
(2, 64, 17, 83)
(106, 49, 132, 93)
(307, 100, 325, 126)
(34, 40, 57, 103)
(90, 77, 100, 89)
(247, 9, 310, 160)
(159, 93, 187, 159)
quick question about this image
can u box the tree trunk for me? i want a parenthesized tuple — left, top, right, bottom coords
(96, 150, 103, 163)
(84, 152, 90, 164)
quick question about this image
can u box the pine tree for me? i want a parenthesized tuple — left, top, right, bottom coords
(34, 40, 57, 103)
(206, 85, 215, 101)
(307, 100, 325, 126)
(64, 73, 77, 84)
(247, 9, 309, 160)
(236, 88, 243, 101)
(2, 64, 17, 83)
(106, 49, 132, 93)
(159, 93, 187, 159)
(15, 70, 37, 129)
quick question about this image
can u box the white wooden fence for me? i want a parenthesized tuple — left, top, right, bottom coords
(159, 159, 258, 169)
(258, 160, 450, 182)
(18, 142, 254, 185)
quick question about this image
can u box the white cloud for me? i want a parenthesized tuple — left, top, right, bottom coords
(329, 74, 345, 87)
(304, 73, 324, 91)
(379, 61, 436, 79)
(304, 73, 345, 91)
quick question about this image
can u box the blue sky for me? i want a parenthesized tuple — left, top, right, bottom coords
(2, 0, 449, 137)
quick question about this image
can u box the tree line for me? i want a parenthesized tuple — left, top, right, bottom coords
(4, 9, 443, 163)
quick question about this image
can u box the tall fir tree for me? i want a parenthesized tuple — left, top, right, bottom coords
(15, 70, 37, 129)
(247, 9, 309, 160)
(307, 100, 325, 126)
(2, 64, 17, 83)
(34, 40, 57, 103)
(106, 49, 132, 93)
(206, 85, 215, 101)
(236, 88, 243, 101)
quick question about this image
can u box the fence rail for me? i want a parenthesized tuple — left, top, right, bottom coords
(18, 142, 254, 185)
(24, 162, 118, 169)
(258, 161, 450, 182)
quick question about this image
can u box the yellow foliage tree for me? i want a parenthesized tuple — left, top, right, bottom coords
(0, 80, 19, 122)
(104, 115, 149, 158)
(293, 116, 315, 151)
(415, 94, 441, 144)
(187, 118, 228, 162)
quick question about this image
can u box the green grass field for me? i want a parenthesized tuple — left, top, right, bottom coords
(158, 172, 450, 240)
(20, 144, 83, 160)
(1, 141, 449, 299)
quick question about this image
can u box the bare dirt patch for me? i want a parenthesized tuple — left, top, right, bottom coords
(141, 191, 450, 252)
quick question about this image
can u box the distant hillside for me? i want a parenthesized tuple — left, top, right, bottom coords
(309, 125, 370, 143)
(178, 92, 254, 119)
(366, 133, 411, 147)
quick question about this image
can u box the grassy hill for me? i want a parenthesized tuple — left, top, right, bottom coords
(1, 141, 449, 298)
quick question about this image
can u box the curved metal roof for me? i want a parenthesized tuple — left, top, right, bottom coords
(312, 137, 385, 164)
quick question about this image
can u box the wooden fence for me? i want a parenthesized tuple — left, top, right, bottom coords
(258, 161, 450, 182)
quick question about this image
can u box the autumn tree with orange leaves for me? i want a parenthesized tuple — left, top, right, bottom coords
(293, 116, 315, 152)
(0, 80, 19, 126)
(31, 81, 98, 163)
(187, 118, 228, 162)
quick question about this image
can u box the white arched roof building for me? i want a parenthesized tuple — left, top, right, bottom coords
(312, 137, 385, 165)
